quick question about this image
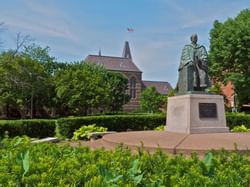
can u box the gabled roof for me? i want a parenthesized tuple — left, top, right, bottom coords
(142, 80, 173, 95)
(85, 55, 142, 73)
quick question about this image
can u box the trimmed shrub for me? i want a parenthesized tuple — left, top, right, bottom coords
(1, 112, 249, 139)
(226, 113, 250, 129)
(57, 114, 165, 138)
(0, 119, 56, 138)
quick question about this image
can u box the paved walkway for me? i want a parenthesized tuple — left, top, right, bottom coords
(76, 131, 250, 155)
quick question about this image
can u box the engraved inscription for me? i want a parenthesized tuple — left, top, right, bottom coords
(199, 103, 217, 118)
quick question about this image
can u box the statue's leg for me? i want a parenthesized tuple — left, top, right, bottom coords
(178, 66, 188, 93)
(198, 68, 208, 89)
(177, 69, 186, 94)
(187, 65, 194, 92)
(177, 65, 195, 94)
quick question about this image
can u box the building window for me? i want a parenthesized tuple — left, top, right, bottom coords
(130, 77, 136, 98)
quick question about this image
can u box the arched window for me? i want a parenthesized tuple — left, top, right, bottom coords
(130, 77, 136, 99)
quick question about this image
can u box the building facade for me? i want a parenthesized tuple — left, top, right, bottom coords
(85, 41, 172, 111)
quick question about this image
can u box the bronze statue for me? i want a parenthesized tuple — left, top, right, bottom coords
(177, 34, 209, 94)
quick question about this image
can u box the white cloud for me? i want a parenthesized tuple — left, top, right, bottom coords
(1, 0, 82, 45)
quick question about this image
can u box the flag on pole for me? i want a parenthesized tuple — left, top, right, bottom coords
(127, 28, 134, 32)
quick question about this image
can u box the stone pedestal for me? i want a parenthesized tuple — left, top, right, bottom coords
(166, 94, 229, 134)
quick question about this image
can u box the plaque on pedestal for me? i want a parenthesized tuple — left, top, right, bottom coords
(166, 94, 229, 134)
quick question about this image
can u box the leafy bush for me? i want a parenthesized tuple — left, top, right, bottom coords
(0, 119, 56, 138)
(139, 86, 164, 113)
(154, 125, 165, 131)
(226, 112, 250, 129)
(0, 137, 250, 186)
(72, 124, 107, 140)
(57, 114, 165, 138)
(231, 125, 250, 132)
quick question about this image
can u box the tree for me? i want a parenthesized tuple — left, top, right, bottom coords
(140, 86, 164, 113)
(0, 51, 49, 118)
(21, 43, 64, 116)
(21, 43, 65, 75)
(13, 32, 34, 55)
(105, 72, 129, 112)
(55, 62, 108, 115)
(55, 62, 130, 115)
(209, 9, 250, 105)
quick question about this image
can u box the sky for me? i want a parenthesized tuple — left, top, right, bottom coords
(0, 0, 249, 87)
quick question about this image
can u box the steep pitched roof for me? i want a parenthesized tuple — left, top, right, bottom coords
(142, 80, 173, 95)
(85, 55, 142, 73)
(122, 41, 132, 59)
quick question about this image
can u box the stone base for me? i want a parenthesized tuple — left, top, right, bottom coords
(166, 94, 229, 134)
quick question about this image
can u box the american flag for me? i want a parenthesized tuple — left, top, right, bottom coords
(127, 28, 134, 32)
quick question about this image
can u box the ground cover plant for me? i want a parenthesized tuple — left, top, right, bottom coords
(1, 136, 250, 186)
(231, 125, 250, 132)
(72, 124, 108, 140)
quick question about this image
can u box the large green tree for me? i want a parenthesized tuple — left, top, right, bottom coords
(0, 51, 49, 118)
(209, 9, 250, 105)
(21, 44, 68, 117)
(55, 62, 129, 115)
(139, 86, 164, 113)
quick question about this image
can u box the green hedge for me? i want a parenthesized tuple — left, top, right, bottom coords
(226, 113, 250, 129)
(57, 114, 166, 138)
(0, 119, 56, 138)
(1, 113, 250, 138)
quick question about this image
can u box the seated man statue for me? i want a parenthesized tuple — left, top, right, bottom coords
(177, 34, 210, 94)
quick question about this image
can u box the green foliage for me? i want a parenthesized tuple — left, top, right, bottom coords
(0, 45, 129, 118)
(16, 149, 30, 177)
(55, 62, 129, 116)
(226, 112, 250, 129)
(0, 119, 56, 138)
(1, 113, 249, 139)
(105, 72, 129, 112)
(22, 43, 56, 74)
(57, 114, 165, 138)
(1, 137, 250, 186)
(231, 125, 250, 132)
(0, 51, 51, 118)
(140, 86, 164, 113)
(72, 124, 108, 140)
(209, 9, 250, 105)
(154, 125, 165, 131)
(167, 89, 176, 97)
(202, 152, 215, 177)
(208, 82, 224, 95)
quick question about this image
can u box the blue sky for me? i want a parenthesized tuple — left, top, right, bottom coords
(0, 0, 249, 86)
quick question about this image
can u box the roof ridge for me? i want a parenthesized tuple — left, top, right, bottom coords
(88, 55, 131, 60)
(85, 55, 142, 73)
(143, 80, 170, 83)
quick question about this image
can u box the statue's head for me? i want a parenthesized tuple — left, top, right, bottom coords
(190, 34, 198, 44)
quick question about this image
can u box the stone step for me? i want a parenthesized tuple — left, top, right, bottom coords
(79, 138, 115, 150)
(69, 131, 250, 156)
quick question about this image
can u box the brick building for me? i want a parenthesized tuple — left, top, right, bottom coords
(85, 41, 172, 111)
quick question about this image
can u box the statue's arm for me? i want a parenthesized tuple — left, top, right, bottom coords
(197, 45, 208, 71)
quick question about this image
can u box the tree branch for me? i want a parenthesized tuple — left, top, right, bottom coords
(13, 32, 34, 55)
